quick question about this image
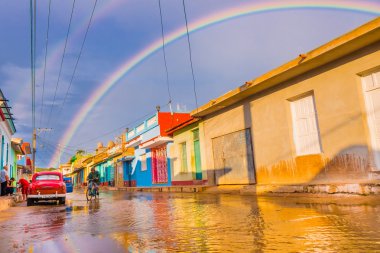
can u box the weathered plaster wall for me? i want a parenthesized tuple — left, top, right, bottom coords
(202, 42, 380, 185)
(170, 122, 208, 183)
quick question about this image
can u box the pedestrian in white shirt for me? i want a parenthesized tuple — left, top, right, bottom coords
(0, 165, 9, 196)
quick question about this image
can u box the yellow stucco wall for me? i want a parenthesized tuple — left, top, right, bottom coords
(170, 122, 208, 183)
(202, 42, 380, 185)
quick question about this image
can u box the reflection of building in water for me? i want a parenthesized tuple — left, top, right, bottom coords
(255, 196, 380, 252)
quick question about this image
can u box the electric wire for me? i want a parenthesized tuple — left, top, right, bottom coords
(40, 103, 169, 167)
(38, 135, 97, 154)
(38, 144, 69, 166)
(44, 0, 98, 159)
(56, 0, 98, 119)
(45, 0, 76, 131)
(158, 0, 173, 111)
(37, 136, 79, 152)
(60, 102, 171, 150)
(181, 0, 199, 110)
(37, 136, 75, 157)
(36, 151, 51, 165)
(38, 0, 52, 128)
(72, 107, 161, 147)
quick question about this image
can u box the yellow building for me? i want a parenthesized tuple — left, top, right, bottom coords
(191, 18, 380, 189)
(167, 118, 208, 186)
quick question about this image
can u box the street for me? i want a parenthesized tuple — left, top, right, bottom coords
(0, 191, 380, 252)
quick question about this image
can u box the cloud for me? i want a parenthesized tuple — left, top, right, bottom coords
(1, 0, 377, 167)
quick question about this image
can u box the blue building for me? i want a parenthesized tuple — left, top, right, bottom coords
(123, 112, 190, 187)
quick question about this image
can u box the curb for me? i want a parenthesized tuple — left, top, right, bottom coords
(0, 194, 22, 212)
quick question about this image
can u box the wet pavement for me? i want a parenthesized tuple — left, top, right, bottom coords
(0, 191, 380, 252)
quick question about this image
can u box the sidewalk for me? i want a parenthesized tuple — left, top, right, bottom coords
(110, 185, 209, 193)
(105, 182, 380, 196)
(0, 194, 23, 212)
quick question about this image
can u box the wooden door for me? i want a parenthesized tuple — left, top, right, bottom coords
(193, 129, 202, 180)
(152, 146, 168, 184)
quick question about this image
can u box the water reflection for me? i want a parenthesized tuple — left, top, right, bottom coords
(1, 192, 380, 252)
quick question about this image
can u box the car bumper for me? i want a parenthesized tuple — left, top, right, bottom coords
(28, 194, 66, 199)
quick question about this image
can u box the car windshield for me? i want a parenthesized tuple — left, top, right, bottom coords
(36, 175, 60, 181)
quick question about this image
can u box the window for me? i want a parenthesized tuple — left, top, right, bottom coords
(180, 142, 188, 173)
(193, 129, 199, 141)
(140, 153, 147, 171)
(362, 70, 380, 169)
(36, 175, 60, 181)
(290, 93, 322, 156)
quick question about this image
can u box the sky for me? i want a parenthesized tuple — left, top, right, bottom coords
(0, 0, 379, 168)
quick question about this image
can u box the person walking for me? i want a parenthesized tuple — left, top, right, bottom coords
(0, 165, 10, 196)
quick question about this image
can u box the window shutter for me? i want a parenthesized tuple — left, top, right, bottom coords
(291, 94, 322, 156)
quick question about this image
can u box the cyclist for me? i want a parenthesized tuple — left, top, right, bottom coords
(87, 167, 100, 196)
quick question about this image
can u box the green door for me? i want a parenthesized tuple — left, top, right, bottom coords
(193, 129, 202, 180)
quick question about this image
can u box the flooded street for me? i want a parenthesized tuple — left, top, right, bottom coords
(0, 191, 380, 252)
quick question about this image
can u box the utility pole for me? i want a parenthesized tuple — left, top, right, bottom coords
(30, 0, 37, 174)
(32, 128, 36, 173)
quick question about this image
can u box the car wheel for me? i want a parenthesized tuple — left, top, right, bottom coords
(27, 199, 34, 206)
(59, 197, 66, 205)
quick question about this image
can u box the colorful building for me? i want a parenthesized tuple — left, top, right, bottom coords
(166, 118, 208, 186)
(123, 112, 191, 187)
(69, 140, 132, 188)
(0, 89, 16, 171)
(10, 138, 29, 180)
(92, 141, 122, 186)
(190, 18, 380, 187)
(115, 142, 134, 188)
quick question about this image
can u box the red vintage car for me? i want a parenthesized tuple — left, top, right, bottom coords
(27, 171, 66, 206)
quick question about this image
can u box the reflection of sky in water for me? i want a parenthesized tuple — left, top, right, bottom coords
(1, 192, 380, 252)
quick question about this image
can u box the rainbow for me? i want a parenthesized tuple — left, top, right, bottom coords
(48, 0, 380, 167)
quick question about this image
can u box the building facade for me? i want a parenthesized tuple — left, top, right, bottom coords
(191, 18, 380, 187)
(0, 90, 16, 171)
(124, 112, 190, 187)
(167, 118, 208, 185)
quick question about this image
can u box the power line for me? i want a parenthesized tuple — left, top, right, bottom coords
(39, 0, 52, 128)
(36, 151, 50, 166)
(37, 136, 78, 152)
(55, 0, 98, 120)
(37, 143, 69, 167)
(66, 102, 170, 149)
(45, 0, 76, 130)
(37, 135, 86, 153)
(72, 107, 160, 147)
(181, 0, 199, 111)
(37, 136, 76, 157)
(158, 0, 173, 111)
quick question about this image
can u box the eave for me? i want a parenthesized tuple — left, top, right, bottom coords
(191, 17, 380, 117)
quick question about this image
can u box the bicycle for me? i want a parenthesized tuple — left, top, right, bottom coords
(86, 179, 99, 201)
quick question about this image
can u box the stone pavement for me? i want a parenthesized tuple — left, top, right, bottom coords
(106, 182, 380, 196)
(0, 193, 23, 212)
